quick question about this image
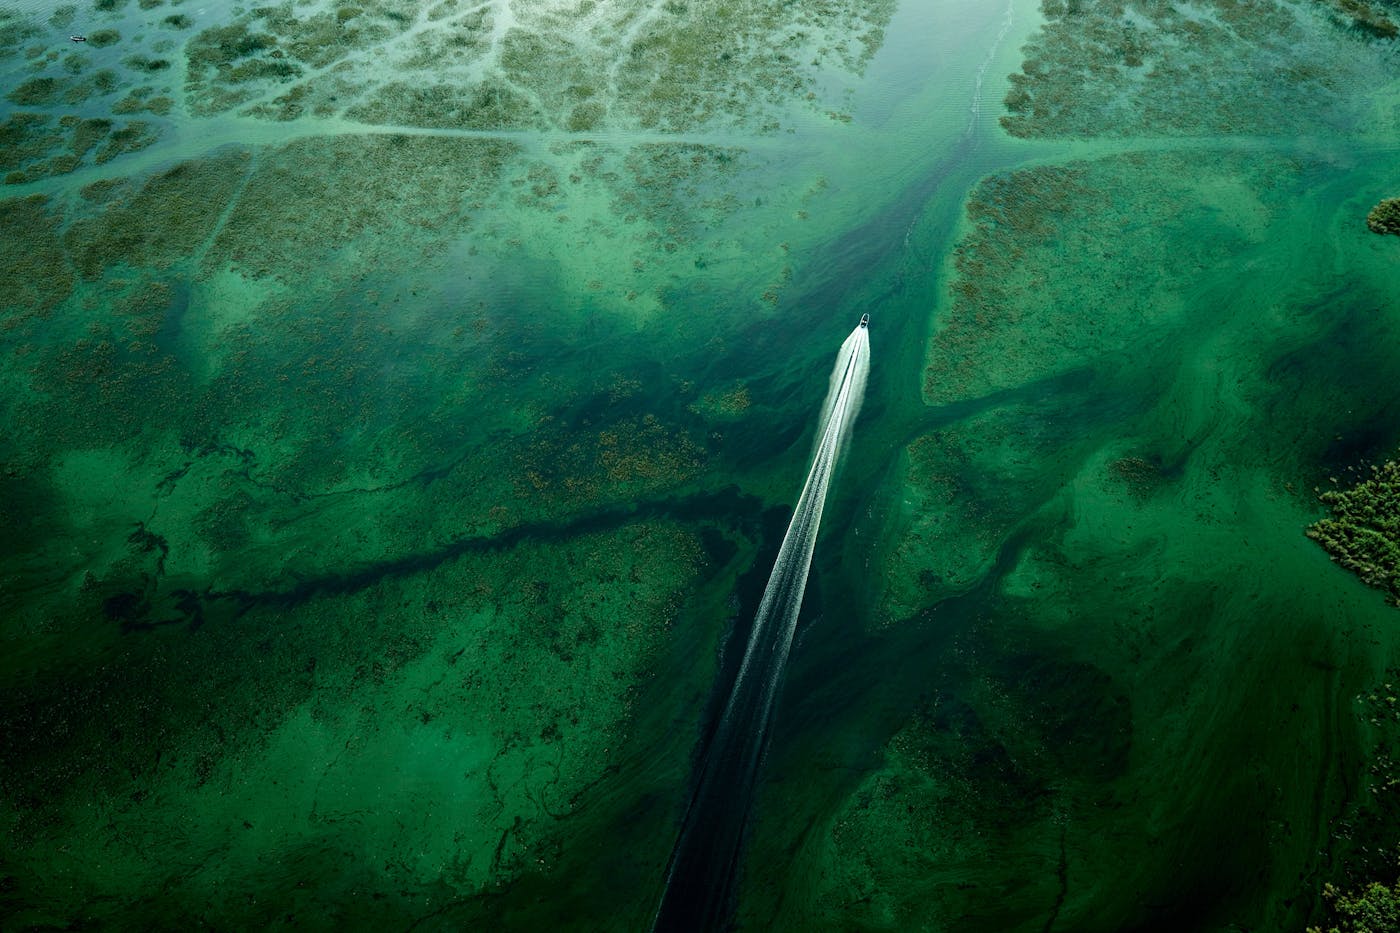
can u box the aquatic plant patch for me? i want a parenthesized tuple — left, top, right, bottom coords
(1308, 457, 1400, 605)
(1368, 197, 1400, 234)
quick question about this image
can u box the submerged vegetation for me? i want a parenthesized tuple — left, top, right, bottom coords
(1319, 0, 1400, 39)
(925, 152, 1297, 404)
(1305, 682, 1400, 931)
(166, 0, 894, 128)
(0, 195, 73, 322)
(904, 1, 1400, 924)
(1308, 458, 1400, 605)
(0, 0, 1398, 927)
(0, 0, 897, 924)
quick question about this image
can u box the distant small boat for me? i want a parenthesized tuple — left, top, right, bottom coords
(70, 35, 86, 41)
(859, 313, 869, 328)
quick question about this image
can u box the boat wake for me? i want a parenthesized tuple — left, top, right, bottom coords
(652, 320, 871, 932)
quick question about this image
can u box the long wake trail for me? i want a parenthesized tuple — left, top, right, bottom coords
(652, 323, 871, 932)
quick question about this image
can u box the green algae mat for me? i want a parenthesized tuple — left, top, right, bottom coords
(2, 0, 1400, 929)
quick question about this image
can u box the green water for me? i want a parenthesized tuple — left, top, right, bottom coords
(2, 0, 1400, 928)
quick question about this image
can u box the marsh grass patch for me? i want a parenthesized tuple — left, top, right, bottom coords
(1001, 0, 1393, 137)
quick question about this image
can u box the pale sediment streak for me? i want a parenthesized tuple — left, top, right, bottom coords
(652, 324, 870, 933)
(968, 0, 1017, 128)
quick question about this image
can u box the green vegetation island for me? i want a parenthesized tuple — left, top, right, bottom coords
(1310, 457, 1400, 605)
(1369, 197, 1400, 235)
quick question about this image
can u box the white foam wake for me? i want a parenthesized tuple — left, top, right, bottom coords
(653, 322, 870, 932)
(749, 323, 870, 722)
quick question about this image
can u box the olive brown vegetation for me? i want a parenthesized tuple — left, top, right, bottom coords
(1367, 198, 1400, 235)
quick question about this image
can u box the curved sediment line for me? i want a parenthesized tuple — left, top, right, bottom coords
(653, 325, 870, 933)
